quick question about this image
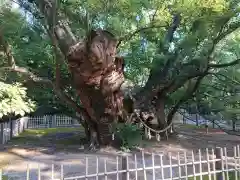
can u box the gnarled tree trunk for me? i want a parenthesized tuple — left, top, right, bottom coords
(66, 30, 124, 147)
(29, 0, 125, 147)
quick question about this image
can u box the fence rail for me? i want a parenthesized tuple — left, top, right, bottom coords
(0, 115, 80, 145)
(27, 115, 80, 129)
(178, 109, 240, 131)
(1, 146, 240, 180)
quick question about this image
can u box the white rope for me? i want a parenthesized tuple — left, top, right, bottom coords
(121, 108, 173, 142)
(134, 113, 173, 133)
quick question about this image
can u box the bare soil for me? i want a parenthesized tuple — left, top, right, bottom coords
(0, 124, 239, 179)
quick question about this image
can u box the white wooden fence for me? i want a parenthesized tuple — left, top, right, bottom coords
(27, 115, 80, 129)
(0, 117, 28, 144)
(0, 115, 80, 144)
(1, 146, 240, 180)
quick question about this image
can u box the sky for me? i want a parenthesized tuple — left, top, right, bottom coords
(11, 0, 35, 25)
(12, 1, 19, 9)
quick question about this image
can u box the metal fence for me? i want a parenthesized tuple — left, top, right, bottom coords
(0, 115, 80, 144)
(177, 109, 240, 132)
(1, 146, 240, 180)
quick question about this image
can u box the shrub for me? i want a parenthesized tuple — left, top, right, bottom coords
(112, 123, 143, 150)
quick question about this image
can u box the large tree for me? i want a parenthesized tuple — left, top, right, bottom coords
(1, 0, 240, 149)
(186, 31, 240, 130)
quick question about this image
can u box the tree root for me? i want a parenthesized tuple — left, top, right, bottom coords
(84, 130, 100, 151)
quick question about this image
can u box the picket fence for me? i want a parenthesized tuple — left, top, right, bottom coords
(0, 115, 80, 144)
(1, 146, 240, 180)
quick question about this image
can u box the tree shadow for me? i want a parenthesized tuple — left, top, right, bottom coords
(1, 125, 239, 168)
(0, 125, 239, 180)
(145, 125, 240, 157)
(2, 130, 87, 154)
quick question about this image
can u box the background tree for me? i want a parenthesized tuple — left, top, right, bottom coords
(182, 31, 240, 130)
(0, 82, 36, 120)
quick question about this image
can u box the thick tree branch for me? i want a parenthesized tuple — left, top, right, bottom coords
(164, 13, 181, 45)
(201, 83, 229, 93)
(209, 59, 240, 68)
(117, 24, 167, 47)
(214, 21, 240, 45)
(167, 75, 204, 123)
(0, 32, 87, 120)
(21, 0, 77, 55)
(209, 72, 240, 85)
(161, 67, 209, 96)
(134, 15, 182, 104)
(135, 9, 239, 115)
(51, 0, 61, 88)
(160, 14, 238, 94)
(147, 14, 181, 89)
(0, 32, 16, 67)
(2, 65, 86, 115)
(164, 13, 239, 86)
(151, 8, 159, 22)
(155, 18, 239, 98)
(206, 19, 240, 62)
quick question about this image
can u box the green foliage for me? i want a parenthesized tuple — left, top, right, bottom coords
(0, 6, 75, 115)
(187, 30, 240, 123)
(1, 175, 8, 180)
(0, 81, 36, 118)
(113, 123, 143, 150)
(0, 0, 239, 127)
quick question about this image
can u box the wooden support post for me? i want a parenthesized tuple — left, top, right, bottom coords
(0, 123, 3, 145)
(10, 118, 13, 139)
(215, 147, 224, 180)
(50, 115, 56, 128)
(122, 154, 129, 180)
(205, 124, 209, 134)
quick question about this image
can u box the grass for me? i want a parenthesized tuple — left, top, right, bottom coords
(8, 127, 84, 147)
(182, 124, 225, 133)
(181, 124, 219, 131)
(17, 127, 82, 136)
(188, 172, 240, 180)
(3, 175, 8, 180)
(182, 124, 207, 129)
(2, 175, 8, 180)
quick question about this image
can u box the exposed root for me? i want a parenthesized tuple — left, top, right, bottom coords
(84, 130, 100, 151)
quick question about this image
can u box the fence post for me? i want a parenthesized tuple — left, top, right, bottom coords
(52, 115, 56, 128)
(26, 117, 29, 129)
(10, 118, 13, 139)
(19, 118, 22, 134)
(0, 123, 3, 145)
(215, 147, 223, 180)
(42, 116, 47, 128)
(122, 154, 129, 180)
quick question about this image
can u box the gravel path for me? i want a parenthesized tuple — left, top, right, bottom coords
(2, 150, 176, 180)
(1, 126, 240, 180)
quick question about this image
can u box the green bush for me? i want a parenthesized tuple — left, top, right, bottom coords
(113, 123, 143, 150)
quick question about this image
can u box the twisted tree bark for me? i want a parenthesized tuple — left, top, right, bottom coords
(25, 0, 125, 148)
(66, 30, 124, 147)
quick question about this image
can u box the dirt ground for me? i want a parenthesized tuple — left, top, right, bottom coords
(0, 124, 239, 179)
